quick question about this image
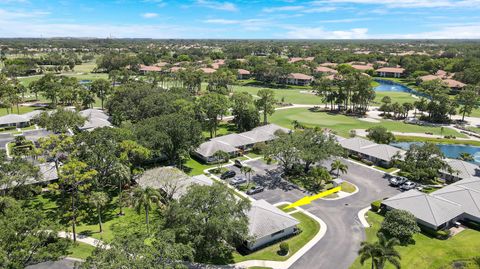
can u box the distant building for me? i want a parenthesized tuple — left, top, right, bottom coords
(199, 67, 216, 74)
(339, 137, 405, 167)
(376, 67, 405, 78)
(418, 74, 466, 91)
(237, 69, 251, 80)
(246, 200, 300, 250)
(314, 66, 337, 75)
(78, 109, 112, 131)
(286, 73, 314, 86)
(139, 64, 162, 74)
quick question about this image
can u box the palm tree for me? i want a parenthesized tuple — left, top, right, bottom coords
(240, 165, 254, 187)
(309, 167, 331, 191)
(358, 240, 379, 269)
(110, 162, 131, 216)
(331, 159, 348, 177)
(89, 191, 109, 233)
(459, 152, 474, 162)
(212, 150, 230, 171)
(375, 233, 401, 269)
(131, 186, 162, 234)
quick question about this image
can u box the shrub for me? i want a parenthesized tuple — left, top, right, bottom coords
(252, 142, 266, 154)
(371, 200, 382, 212)
(361, 159, 374, 166)
(279, 242, 289, 255)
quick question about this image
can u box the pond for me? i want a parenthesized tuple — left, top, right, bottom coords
(391, 142, 480, 164)
(374, 79, 415, 93)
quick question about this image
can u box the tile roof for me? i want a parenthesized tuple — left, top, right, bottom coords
(442, 159, 480, 179)
(195, 140, 239, 158)
(0, 114, 29, 125)
(376, 67, 405, 73)
(360, 144, 406, 162)
(287, 73, 314, 80)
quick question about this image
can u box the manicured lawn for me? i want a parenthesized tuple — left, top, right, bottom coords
(246, 152, 263, 159)
(340, 181, 357, 193)
(0, 106, 42, 117)
(67, 241, 95, 260)
(268, 108, 464, 138)
(350, 211, 480, 269)
(202, 122, 238, 139)
(183, 158, 220, 176)
(372, 91, 418, 106)
(232, 212, 320, 263)
(395, 135, 480, 146)
(373, 166, 398, 173)
(232, 85, 325, 105)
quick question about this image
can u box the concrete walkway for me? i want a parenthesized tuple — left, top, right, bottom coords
(357, 207, 372, 228)
(58, 231, 110, 249)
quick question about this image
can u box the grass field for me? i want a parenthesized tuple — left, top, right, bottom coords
(268, 108, 464, 138)
(232, 212, 320, 263)
(67, 241, 96, 260)
(395, 135, 480, 146)
(350, 211, 480, 269)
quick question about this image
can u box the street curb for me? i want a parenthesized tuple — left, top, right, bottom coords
(358, 206, 371, 228)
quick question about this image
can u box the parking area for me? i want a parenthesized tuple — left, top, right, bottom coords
(219, 157, 401, 269)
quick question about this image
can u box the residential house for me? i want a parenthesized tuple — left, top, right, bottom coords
(199, 67, 217, 74)
(376, 67, 406, 78)
(0, 114, 30, 128)
(418, 73, 466, 91)
(314, 66, 337, 75)
(139, 64, 162, 74)
(350, 64, 374, 72)
(78, 109, 112, 131)
(440, 158, 480, 182)
(237, 69, 251, 80)
(246, 199, 300, 250)
(136, 166, 213, 200)
(339, 137, 405, 167)
(382, 177, 480, 230)
(286, 73, 314, 86)
(194, 124, 290, 163)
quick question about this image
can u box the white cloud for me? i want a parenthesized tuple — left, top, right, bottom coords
(378, 23, 480, 39)
(285, 26, 369, 39)
(142, 12, 158, 18)
(196, 0, 237, 11)
(263, 5, 305, 13)
(317, 17, 372, 23)
(312, 0, 480, 8)
(203, 18, 270, 31)
(0, 9, 50, 19)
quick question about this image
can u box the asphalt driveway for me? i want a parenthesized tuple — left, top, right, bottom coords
(247, 158, 400, 269)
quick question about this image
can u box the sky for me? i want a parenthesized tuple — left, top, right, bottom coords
(0, 0, 480, 39)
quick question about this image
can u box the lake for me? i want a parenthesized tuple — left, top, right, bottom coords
(391, 142, 480, 164)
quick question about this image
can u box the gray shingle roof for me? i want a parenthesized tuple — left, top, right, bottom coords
(79, 109, 111, 130)
(441, 159, 480, 179)
(212, 133, 255, 147)
(247, 200, 299, 239)
(195, 140, 239, 158)
(240, 124, 289, 144)
(0, 114, 29, 125)
(382, 190, 464, 227)
(137, 166, 213, 199)
(360, 144, 406, 162)
(339, 137, 375, 152)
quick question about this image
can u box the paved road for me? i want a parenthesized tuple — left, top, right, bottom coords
(248, 159, 400, 269)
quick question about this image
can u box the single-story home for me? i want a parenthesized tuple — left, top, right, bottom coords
(0, 161, 58, 190)
(0, 114, 31, 128)
(246, 199, 300, 250)
(314, 66, 337, 75)
(194, 124, 290, 163)
(139, 64, 162, 74)
(382, 177, 480, 230)
(339, 137, 405, 166)
(237, 69, 251, 80)
(418, 75, 466, 91)
(376, 67, 405, 78)
(440, 158, 480, 182)
(350, 64, 374, 72)
(136, 166, 213, 200)
(199, 67, 217, 74)
(286, 73, 314, 86)
(79, 109, 112, 131)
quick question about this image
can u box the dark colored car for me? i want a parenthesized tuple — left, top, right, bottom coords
(220, 170, 236, 180)
(389, 176, 407, 186)
(230, 177, 247, 186)
(234, 159, 243, 168)
(400, 181, 416, 191)
(246, 186, 265, 195)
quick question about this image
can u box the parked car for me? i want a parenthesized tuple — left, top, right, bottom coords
(234, 159, 243, 168)
(389, 176, 407, 186)
(246, 186, 265, 195)
(220, 170, 236, 179)
(230, 177, 247, 186)
(400, 181, 416, 191)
